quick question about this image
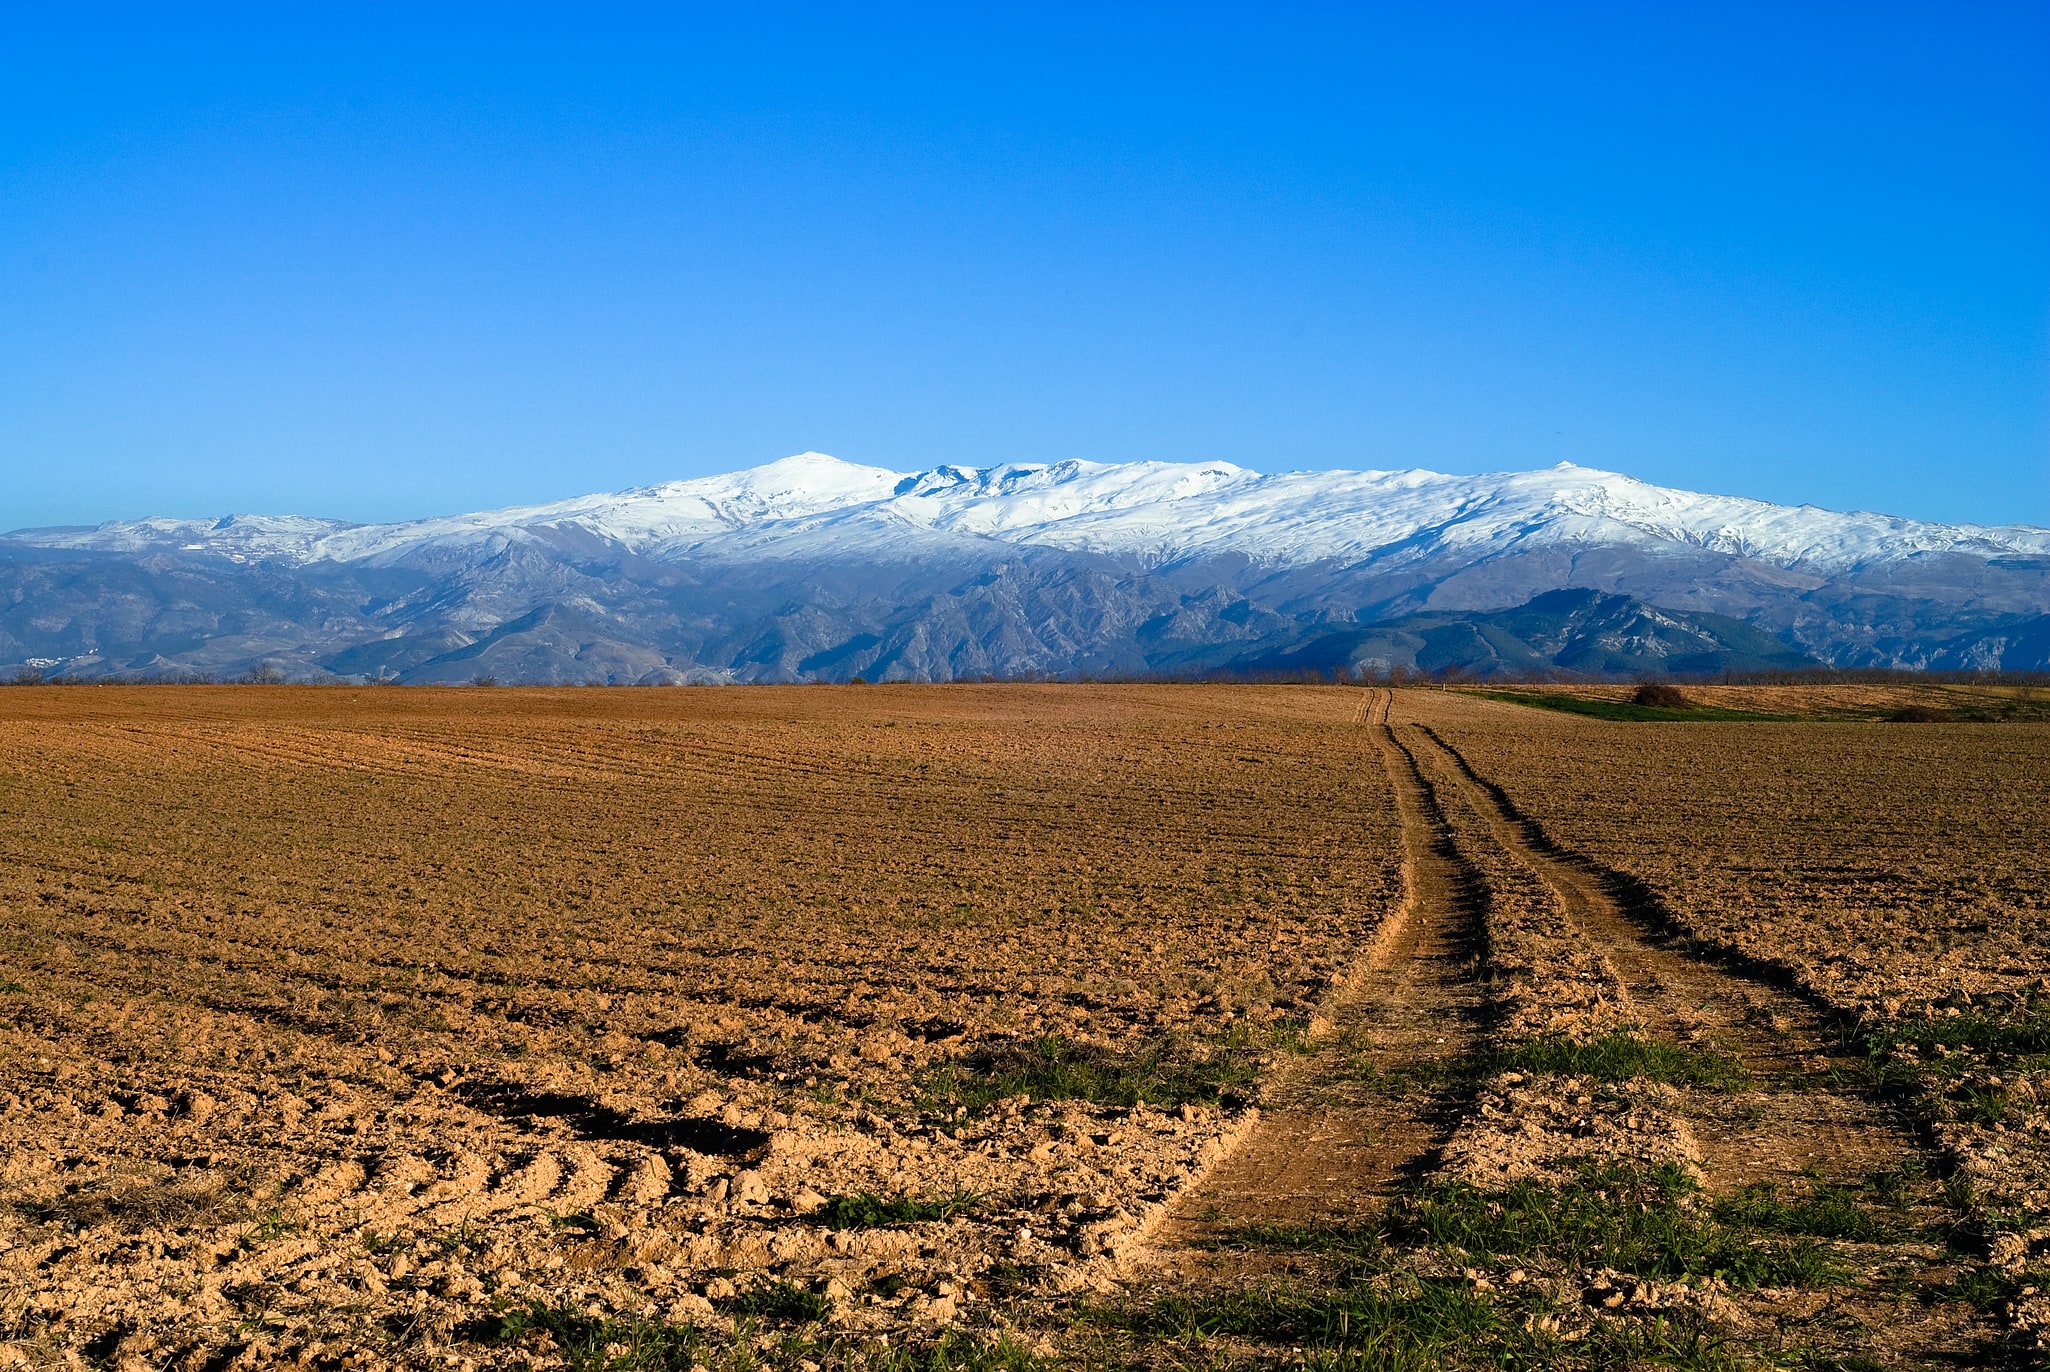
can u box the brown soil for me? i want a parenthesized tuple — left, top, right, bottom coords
(1, 683, 2041, 1368)
(0, 684, 1407, 1369)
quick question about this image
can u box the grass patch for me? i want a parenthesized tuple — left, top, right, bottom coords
(541, 1207, 599, 1233)
(869, 1333, 1049, 1372)
(728, 1279, 831, 1324)
(1710, 1182, 1903, 1244)
(817, 1188, 980, 1229)
(1939, 1264, 2050, 1313)
(1871, 1009, 2050, 1062)
(1227, 1220, 1388, 1259)
(1385, 1161, 1844, 1289)
(918, 1032, 1256, 1115)
(1107, 1271, 1520, 1362)
(1469, 1033, 1752, 1090)
(482, 1302, 719, 1371)
(1212, 1015, 1318, 1056)
(1101, 1271, 1746, 1371)
(245, 1203, 298, 1243)
(1216, 1162, 1848, 1293)
(481, 1303, 1044, 1372)
(1955, 1083, 2029, 1126)
(1473, 691, 1799, 723)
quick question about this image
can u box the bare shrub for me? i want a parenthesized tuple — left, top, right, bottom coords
(1632, 683, 1691, 709)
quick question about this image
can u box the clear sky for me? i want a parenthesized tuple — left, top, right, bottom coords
(3, 3, 2046, 531)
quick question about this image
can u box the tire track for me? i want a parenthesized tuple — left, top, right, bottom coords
(1400, 716, 1925, 1192)
(1134, 692, 1993, 1366)
(1147, 691, 1492, 1276)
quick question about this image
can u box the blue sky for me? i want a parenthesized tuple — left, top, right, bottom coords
(3, 3, 2046, 529)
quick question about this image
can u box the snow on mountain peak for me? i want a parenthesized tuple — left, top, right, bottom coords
(10, 453, 2049, 573)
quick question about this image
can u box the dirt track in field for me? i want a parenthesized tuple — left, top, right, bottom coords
(1156, 687, 1923, 1234)
(1145, 691, 1982, 1361)
(1403, 716, 1924, 1195)
(1148, 693, 1490, 1278)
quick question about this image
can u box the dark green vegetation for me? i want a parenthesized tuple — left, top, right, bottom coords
(1385, 1163, 1843, 1289)
(818, 1189, 981, 1230)
(1851, 1007, 2050, 1129)
(1358, 1034, 1752, 1094)
(1086, 1150, 2050, 1371)
(919, 1033, 1260, 1116)
(1870, 1007, 2050, 1063)
(1474, 692, 1797, 724)
(1473, 683, 2050, 724)
(1112, 1272, 1571, 1371)
(484, 1302, 727, 1372)
(1885, 697, 2050, 723)
(1708, 1181, 1906, 1245)
(729, 1280, 833, 1324)
(1110, 1275, 1745, 1372)
(1137, 1167, 2043, 1372)
(482, 1302, 1042, 1372)
(1091, 1162, 1872, 1370)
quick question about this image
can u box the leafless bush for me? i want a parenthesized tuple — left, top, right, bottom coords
(1632, 683, 1691, 709)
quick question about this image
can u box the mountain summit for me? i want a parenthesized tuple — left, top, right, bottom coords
(21, 453, 2048, 572)
(5, 456, 2048, 682)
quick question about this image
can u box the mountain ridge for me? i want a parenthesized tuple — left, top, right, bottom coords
(5, 455, 2047, 682)
(15, 452, 2049, 573)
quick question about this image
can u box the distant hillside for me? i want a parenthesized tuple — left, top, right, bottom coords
(1208, 589, 1822, 680)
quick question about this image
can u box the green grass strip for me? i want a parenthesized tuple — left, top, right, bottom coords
(1105, 1268, 1749, 1371)
(1108, 1270, 1515, 1364)
(727, 1279, 831, 1323)
(482, 1301, 1046, 1371)
(483, 1302, 728, 1371)
(817, 1189, 980, 1230)
(1219, 1162, 1851, 1293)
(1709, 1182, 1904, 1244)
(1471, 1033, 1754, 1090)
(1386, 1161, 1845, 1289)
(1871, 1009, 2050, 1060)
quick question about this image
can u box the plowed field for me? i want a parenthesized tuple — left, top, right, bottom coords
(0, 685, 1404, 1369)
(1, 684, 2045, 1371)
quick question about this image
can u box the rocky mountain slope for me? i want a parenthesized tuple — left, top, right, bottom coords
(4, 455, 2046, 682)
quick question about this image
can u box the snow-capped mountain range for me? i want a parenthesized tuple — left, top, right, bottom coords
(20, 452, 2050, 574)
(5, 455, 2048, 682)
